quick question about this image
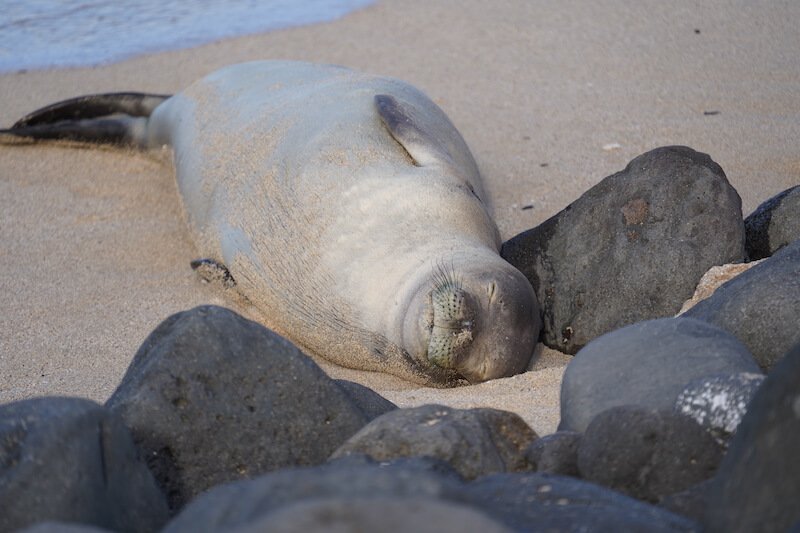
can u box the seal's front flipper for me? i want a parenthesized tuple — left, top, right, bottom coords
(0, 92, 170, 147)
(375, 94, 456, 168)
(190, 258, 236, 289)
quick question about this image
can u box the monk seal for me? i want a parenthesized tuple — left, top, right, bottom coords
(1, 61, 541, 386)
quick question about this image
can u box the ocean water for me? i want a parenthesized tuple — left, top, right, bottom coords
(0, 0, 375, 73)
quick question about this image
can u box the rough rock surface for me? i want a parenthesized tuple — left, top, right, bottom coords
(658, 479, 715, 524)
(744, 185, 800, 260)
(559, 317, 760, 432)
(18, 524, 115, 533)
(457, 473, 699, 533)
(163, 457, 466, 532)
(684, 239, 800, 370)
(703, 343, 800, 533)
(502, 146, 745, 354)
(524, 431, 581, 476)
(105, 305, 369, 509)
(334, 379, 398, 420)
(216, 497, 513, 533)
(0, 397, 169, 533)
(165, 457, 697, 533)
(674, 372, 765, 445)
(330, 404, 537, 479)
(576, 406, 723, 502)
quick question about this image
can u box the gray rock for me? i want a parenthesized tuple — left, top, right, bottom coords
(334, 379, 398, 420)
(703, 342, 800, 533)
(501, 146, 745, 354)
(559, 317, 760, 432)
(330, 404, 537, 479)
(18, 523, 115, 533)
(0, 397, 169, 533)
(165, 456, 697, 533)
(163, 457, 466, 532)
(684, 239, 800, 370)
(106, 305, 369, 510)
(525, 431, 581, 476)
(576, 406, 723, 502)
(224, 497, 513, 533)
(674, 372, 765, 446)
(744, 185, 800, 260)
(658, 479, 715, 524)
(457, 473, 700, 532)
(502, 146, 745, 354)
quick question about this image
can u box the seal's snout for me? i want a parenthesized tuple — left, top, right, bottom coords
(426, 278, 477, 370)
(415, 260, 541, 384)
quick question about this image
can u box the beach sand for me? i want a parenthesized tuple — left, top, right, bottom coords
(1, 0, 798, 436)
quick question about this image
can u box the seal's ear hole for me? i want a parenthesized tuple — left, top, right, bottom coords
(374, 94, 455, 169)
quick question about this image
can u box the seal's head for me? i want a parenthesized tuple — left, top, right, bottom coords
(401, 256, 540, 383)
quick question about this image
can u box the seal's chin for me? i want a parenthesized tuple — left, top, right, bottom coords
(403, 259, 541, 384)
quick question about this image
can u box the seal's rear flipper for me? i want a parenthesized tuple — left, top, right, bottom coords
(1, 117, 144, 146)
(12, 92, 170, 128)
(190, 258, 237, 289)
(0, 92, 170, 147)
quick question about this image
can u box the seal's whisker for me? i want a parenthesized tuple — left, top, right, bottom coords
(432, 258, 462, 294)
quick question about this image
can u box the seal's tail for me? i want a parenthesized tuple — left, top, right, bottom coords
(0, 92, 170, 147)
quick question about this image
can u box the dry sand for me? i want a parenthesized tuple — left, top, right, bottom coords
(1, 0, 798, 436)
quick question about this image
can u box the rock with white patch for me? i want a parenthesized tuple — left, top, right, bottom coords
(703, 342, 800, 532)
(674, 372, 765, 445)
(559, 317, 760, 433)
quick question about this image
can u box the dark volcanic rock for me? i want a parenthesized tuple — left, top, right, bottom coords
(744, 185, 800, 260)
(658, 479, 715, 524)
(576, 406, 723, 502)
(105, 305, 369, 510)
(684, 239, 800, 370)
(330, 404, 537, 479)
(502, 146, 745, 354)
(0, 397, 169, 533)
(457, 473, 700, 533)
(525, 430, 581, 476)
(334, 379, 398, 420)
(18, 524, 115, 533)
(165, 456, 698, 533)
(674, 372, 765, 445)
(163, 457, 466, 532)
(703, 343, 800, 533)
(559, 317, 759, 432)
(213, 497, 513, 533)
